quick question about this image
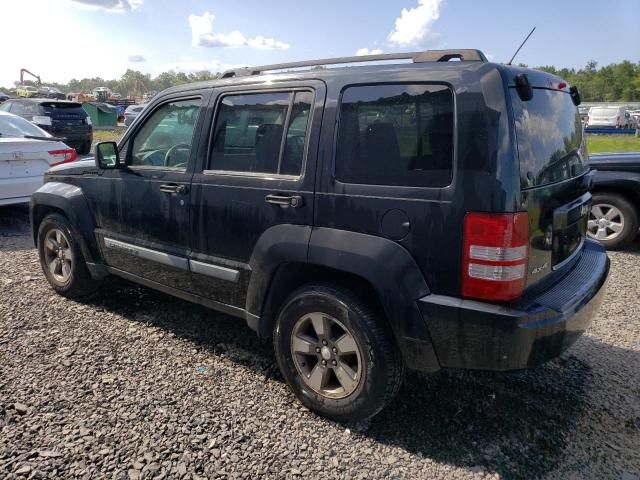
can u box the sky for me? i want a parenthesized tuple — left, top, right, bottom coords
(1, 0, 638, 88)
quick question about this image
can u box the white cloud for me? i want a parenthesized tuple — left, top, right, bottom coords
(188, 12, 289, 50)
(70, 0, 142, 12)
(247, 36, 290, 50)
(388, 0, 442, 47)
(355, 48, 384, 56)
(153, 59, 246, 76)
(128, 55, 146, 62)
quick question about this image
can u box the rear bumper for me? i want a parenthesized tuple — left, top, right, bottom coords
(419, 240, 609, 371)
(1, 175, 43, 204)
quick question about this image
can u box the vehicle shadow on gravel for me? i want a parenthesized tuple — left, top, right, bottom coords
(368, 359, 594, 478)
(0, 205, 33, 251)
(76, 276, 640, 479)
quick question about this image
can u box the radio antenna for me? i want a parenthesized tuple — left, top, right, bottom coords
(507, 26, 536, 65)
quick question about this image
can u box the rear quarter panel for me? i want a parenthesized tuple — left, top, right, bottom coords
(315, 64, 518, 297)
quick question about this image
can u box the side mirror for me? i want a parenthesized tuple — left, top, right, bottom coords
(569, 86, 581, 106)
(95, 141, 119, 169)
(514, 74, 533, 101)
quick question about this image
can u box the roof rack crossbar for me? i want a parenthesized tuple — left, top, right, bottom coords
(221, 49, 488, 78)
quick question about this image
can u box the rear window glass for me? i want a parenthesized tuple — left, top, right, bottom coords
(510, 88, 588, 189)
(41, 102, 82, 109)
(0, 114, 50, 137)
(336, 84, 454, 187)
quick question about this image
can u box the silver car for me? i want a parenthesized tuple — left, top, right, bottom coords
(124, 104, 147, 126)
(0, 111, 76, 206)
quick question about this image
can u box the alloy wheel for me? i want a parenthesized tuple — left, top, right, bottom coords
(43, 228, 73, 284)
(290, 312, 363, 399)
(588, 203, 625, 241)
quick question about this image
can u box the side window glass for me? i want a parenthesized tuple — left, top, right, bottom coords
(282, 91, 313, 175)
(211, 90, 313, 176)
(336, 84, 454, 188)
(130, 98, 201, 170)
(11, 103, 24, 115)
(23, 103, 40, 115)
(0, 102, 11, 112)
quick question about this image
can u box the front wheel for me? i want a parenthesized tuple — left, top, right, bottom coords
(588, 193, 639, 250)
(273, 284, 404, 422)
(37, 213, 101, 297)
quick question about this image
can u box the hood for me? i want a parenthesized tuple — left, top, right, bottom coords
(589, 152, 640, 172)
(47, 158, 98, 175)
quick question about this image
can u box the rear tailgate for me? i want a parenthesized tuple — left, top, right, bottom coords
(509, 85, 591, 289)
(41, 102, 90, 134)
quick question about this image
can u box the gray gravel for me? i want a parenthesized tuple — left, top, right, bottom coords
(1, 204, 639, 479)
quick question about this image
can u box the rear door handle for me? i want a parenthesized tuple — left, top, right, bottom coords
(159, 183, 188, 195)
(265, 194, 303, 208)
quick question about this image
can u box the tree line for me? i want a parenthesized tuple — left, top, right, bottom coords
(10, 60, 640, 102)
(535, 60, 640, 102)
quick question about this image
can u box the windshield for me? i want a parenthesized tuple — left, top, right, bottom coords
(0, 114, 51, 138)
(511, 88, 588, 189)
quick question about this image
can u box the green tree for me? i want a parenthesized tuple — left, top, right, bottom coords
(6, 60, 639, 102)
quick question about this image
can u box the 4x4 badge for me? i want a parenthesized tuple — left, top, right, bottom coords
(531, 263, 548, 275)
(580, 204, 590, 217)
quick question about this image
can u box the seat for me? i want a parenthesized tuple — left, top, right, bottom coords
(364, 121, 401, 177)
(254, 123, 283, 173)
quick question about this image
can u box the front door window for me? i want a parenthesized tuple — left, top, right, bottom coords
(130, 98, 201, 170)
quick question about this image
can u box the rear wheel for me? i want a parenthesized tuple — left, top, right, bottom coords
(77, 141, 91, 155)
(37, 213, 101, 297)
(588, 192, 638, 250)
(273, 284, 404, 422)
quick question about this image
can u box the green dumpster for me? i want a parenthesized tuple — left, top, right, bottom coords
(82, 102, 118, 127)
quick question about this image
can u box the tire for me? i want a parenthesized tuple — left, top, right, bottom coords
(588, 192, 639, 250)
(273, 284, 404, 422)
(37, 213, 101, 297)
(77, 141, 91, 155)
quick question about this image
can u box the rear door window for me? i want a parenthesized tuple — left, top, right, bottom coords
(335, 84, 454, 187)
(210, 90, 313, 176)
(510, 89, 587, 189)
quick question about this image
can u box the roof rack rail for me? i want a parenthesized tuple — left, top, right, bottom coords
(221, 49, 488, 78)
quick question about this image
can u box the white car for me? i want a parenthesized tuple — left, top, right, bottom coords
(0, 111, 77, 206)
(587, 106, 633, 129)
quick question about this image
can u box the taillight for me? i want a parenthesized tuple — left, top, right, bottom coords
(462, 212, 529, 302)
(48, 148, 78, 167)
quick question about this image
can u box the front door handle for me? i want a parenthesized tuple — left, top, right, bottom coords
(159, 183, 188, 195)
(265, 194, 303, 208)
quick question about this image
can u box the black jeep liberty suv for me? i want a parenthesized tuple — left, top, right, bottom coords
(31, 49, 609, 421)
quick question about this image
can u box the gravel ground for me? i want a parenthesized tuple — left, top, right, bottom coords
(0, 204, 639, 480)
